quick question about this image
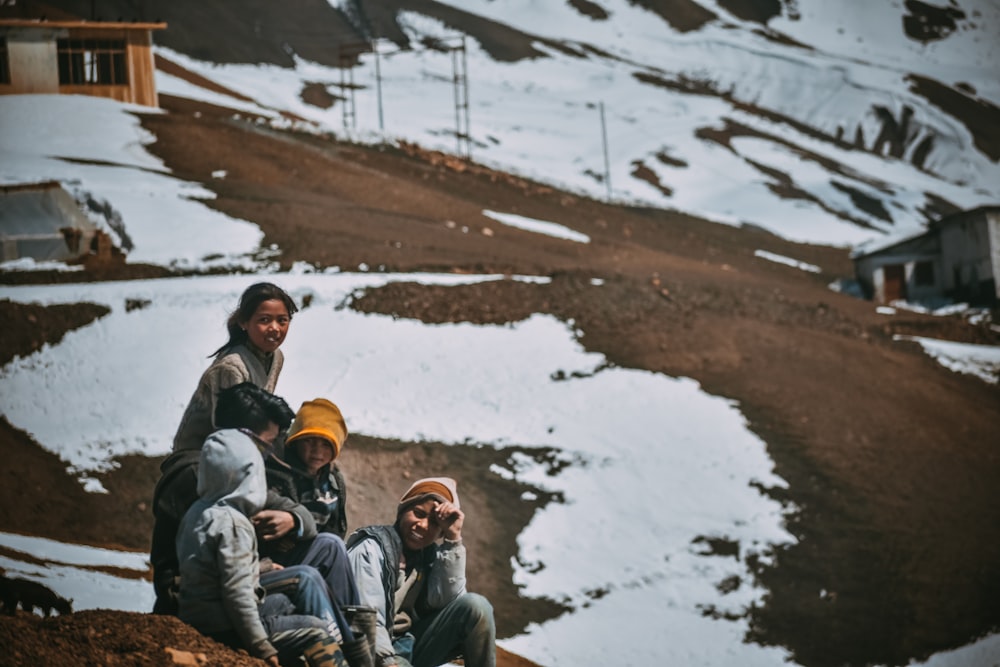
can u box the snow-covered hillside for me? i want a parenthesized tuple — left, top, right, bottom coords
(145, 0, 1000, 249)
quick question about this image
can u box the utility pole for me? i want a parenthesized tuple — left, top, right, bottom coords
(451, 36, 470, 159)
(372, 38, 384, 133)
(600, 101, 611, 201)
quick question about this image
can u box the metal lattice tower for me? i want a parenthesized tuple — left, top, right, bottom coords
(339, 49, 357, 130)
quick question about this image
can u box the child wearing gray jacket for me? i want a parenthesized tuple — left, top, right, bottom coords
(346, 477, 495, 667)
(176, 428, 346, 667)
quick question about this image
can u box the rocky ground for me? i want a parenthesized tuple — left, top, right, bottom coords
(1, 89, 999, 667)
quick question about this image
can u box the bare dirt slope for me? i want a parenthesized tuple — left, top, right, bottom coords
(1, 90, 999, 667)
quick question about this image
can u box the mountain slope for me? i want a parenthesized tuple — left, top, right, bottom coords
(41, 0, 1000, 247)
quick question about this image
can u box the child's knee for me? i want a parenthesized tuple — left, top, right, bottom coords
(460, 593, 494, 624)
(298, 566, 328, 590)
(313, 532, 348, 556)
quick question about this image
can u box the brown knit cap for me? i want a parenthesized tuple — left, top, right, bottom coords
(397, 477, 460, 516)
(285, 398, 348, 458)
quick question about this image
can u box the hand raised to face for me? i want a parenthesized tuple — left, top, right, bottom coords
(433, 500, 464, 542)
(399, 498, 463, 549)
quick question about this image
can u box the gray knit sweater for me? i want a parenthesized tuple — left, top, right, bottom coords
(173, 344, 283, 452)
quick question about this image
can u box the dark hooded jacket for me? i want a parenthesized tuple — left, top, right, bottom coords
(264, 446, 348, 544)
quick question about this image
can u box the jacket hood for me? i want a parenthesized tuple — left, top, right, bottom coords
(196, 429, 267, 516)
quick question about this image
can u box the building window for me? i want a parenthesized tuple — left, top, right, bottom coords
(914, 260, 935, 286)
(57, 39, 128, 85)
(0, 37, 10, 85)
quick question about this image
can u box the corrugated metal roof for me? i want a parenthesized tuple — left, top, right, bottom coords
(849, 226, 932, 260)
(929, 204, 1000, 229)
(0, 181, 99, 262)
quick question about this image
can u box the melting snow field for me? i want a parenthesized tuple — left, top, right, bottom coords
(1, 273, 998, 666)
(0, 272, 793, 666)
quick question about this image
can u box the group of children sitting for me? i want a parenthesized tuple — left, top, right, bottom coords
(149, 282, 496, 667)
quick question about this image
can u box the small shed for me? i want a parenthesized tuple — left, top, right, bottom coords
(851, 229, 942, 305)
(851, 206, 1000, 307)
(0, 3, 166, 107)
(0, 181, 101, 263)
(932, 206, 1000, 305)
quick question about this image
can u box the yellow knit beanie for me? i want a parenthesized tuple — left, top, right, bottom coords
(285, 398, 348, 458)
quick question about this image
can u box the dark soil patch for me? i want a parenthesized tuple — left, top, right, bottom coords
(0, 416, 160, 552)
(0, 610, 266, 667)
(902, 0, 966, 43)
(716, 0, 782, 24)
(301, 82, 338, 109)
(630, 0, 717, 32)
(0, 300, 111, 366)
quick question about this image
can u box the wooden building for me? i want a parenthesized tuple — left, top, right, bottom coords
(0, 5, 165, 107)
(852, 206, 1000, 307)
